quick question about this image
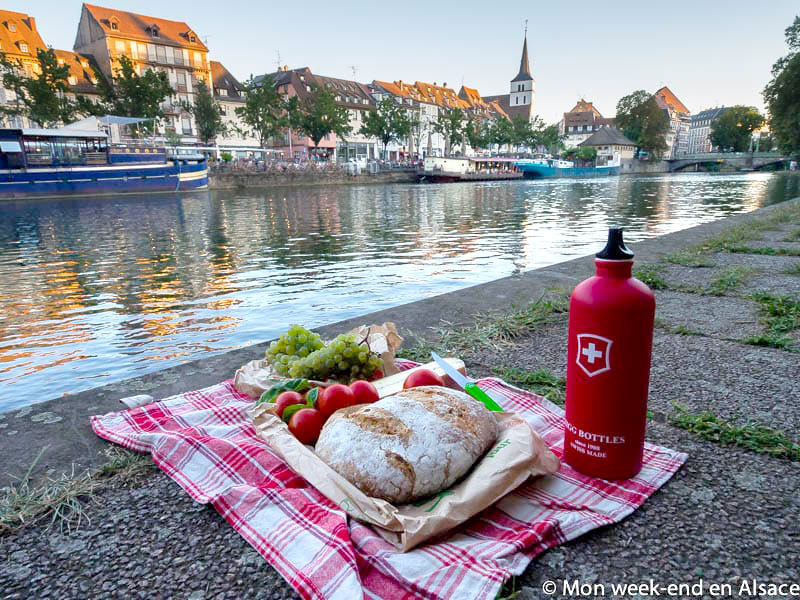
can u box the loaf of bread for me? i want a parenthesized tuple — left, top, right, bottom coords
(315, 386, 499, 504)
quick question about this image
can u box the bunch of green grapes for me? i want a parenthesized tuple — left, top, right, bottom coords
(266, 325, 324, 376)
(266, 327, 383, 382)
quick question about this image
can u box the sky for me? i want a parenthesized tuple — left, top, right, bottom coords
(12, 0, 799, 123)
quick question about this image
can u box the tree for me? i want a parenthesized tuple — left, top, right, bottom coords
(360, 98, 411, 159)
(488, 117, 513, 152)
(710, 106, 764, 152)
(615, 90, 670, 158)
(538, 123, 564, 155)
(433, 108, 465, 155)
(93, 55, 174, 135)
(764, 16, 800, 156)
(0, 47, 80, 127)
(297, 85, 352, 157)
(235, 74, 288, 148)
(465, 118, 491, 150)
(184, 80, 225, 144)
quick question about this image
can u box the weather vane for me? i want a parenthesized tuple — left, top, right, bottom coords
(524, 19, 528, 36)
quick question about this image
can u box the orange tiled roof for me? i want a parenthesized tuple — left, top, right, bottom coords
(414, 81, 470, 110)
(655, 86, 689, 115)
(54, 49, 100, 93)
(567, 99, 603, 118)
(0, 10, 46, 58)
(83, 3, 208, 51)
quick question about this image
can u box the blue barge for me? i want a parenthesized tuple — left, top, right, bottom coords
(515, 158, 620, 178)
(0, 128, 208, 199)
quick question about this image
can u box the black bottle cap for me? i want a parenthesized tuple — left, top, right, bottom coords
(596, 228, 634, 260)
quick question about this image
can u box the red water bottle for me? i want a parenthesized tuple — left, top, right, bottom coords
(563, 228, 655, 479)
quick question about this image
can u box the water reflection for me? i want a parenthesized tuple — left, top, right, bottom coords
(0, 171, 797, 409)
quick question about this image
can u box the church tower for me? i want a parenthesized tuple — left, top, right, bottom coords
(508, 32, 535, 119)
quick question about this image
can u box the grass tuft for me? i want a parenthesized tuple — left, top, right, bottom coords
(398, 293, 569, 360)
(491, 366, 566, 406)
(707, 266, 755, 295)
(669, 404, 800, 461)
(782, 229, 800, 242)
(743, 292, 800, 351)
(634, 264, 670, 290)
(0, 447, 153, 535)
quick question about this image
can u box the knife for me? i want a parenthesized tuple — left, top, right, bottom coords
(431, 352, 504, 412)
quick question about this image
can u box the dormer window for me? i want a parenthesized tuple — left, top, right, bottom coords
(8, 23, 16, 32)
(149, 24, 160, 38)
(19, 42, 28, 53)
(188, 32, 196, 43)
(109, 17, 119, 30)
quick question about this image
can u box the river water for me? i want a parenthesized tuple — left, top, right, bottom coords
(1, 171, 799, 409)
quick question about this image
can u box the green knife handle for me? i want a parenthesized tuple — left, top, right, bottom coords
(464, 382, 504, 412)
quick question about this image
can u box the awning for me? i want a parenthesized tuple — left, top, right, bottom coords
(0, 141, 22, 153)
(97, 115, 153, 125)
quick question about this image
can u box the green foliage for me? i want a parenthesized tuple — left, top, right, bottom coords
(360, 98, 411, 158)
(670, 404, 800, 460)
(615, 90, 670, 158)
(220, 151, 233, 162)
(298, 84, 352, 151)
(184, 80, 225, 144)
(491, 366, 566, 406)
(764, 16, 800, 156)
(163, 129, 181, 148)
(487, 116, 513, 150)
(235, 74, 288, 148)
(433, 108, 466, 155)
(0, 48, 81, 127)
(464, 118, 491, 149)
(93, 55, 173, 135)
(708, 266, 754, 295)
(538, 123, 564, 154)
(634, 264, 669, 290)
(710, 106, 764, 152)
(562, 146, 597, 162)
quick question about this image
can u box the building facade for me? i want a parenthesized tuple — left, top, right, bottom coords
(0, 10, 47, 128)
(73, 3, 212, 143)
(687, 107, 729, 154)
(210, 60, 259, 153)
(255, 66, 378, 162)
(559, 99, 615, 149)
(654, 86, 690, 158)
(578, 127, 636, 163)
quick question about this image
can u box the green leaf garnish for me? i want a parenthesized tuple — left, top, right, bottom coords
(258, 378, 310, 404)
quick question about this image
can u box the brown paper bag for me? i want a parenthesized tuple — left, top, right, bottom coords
(250, 402, 560, 551)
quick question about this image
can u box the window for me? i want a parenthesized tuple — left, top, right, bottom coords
(19, 42, 28, 53)
(8, 23, 16, 32)
(110, 19, 118, 30)
(156, 45, 166, 63)
(176, 71, 187, 91)
(181, 117, 192, 135)
(68, 75, 77, 85)
(218, 88, 228, 96)
(151, 26, 160, 38)
(115, 40, 125, 53)
(147, 43, 156, 61)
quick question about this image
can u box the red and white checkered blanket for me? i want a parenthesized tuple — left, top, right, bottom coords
(91, 364, 687, 600)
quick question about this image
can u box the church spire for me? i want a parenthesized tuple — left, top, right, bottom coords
(512, 30, 532, 82)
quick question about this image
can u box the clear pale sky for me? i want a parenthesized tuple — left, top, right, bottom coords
(13, 0, 799, 123)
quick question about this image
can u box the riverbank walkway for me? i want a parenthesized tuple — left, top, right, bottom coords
(1, 197, 798, 598)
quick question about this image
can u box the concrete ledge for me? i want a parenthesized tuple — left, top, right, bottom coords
(208, 170, 416, 190)
(1, 196, 797, 486)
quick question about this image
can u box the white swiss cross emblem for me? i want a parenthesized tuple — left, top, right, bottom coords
(576, 333, 613, 377)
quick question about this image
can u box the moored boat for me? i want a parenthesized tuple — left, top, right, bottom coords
(417, 156, 523, 183)
(515, 157, 620, 178)
(0, 127, 208, 199)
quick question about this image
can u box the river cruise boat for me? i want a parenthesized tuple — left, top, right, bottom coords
(515, 156, 620, 179)
(417, 156, 523, 183)
(0, 128, 208, 199)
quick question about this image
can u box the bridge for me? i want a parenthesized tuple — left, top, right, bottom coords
(667, 152, 789, 172)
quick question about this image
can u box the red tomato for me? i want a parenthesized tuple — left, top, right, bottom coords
(274, 391, 305, 418)
(318, 384, 355, 419)
(403, 368, 445, 390)
(368, 368, 383, 381)
(288, 408, 324, 445)
(349, 380, 379, 404)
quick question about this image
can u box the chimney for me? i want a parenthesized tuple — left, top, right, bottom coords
(443, 82, 447, 87)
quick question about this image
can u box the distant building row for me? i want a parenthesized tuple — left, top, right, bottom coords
(559, 88, 737, 157)
(0, 4, 538, 161)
